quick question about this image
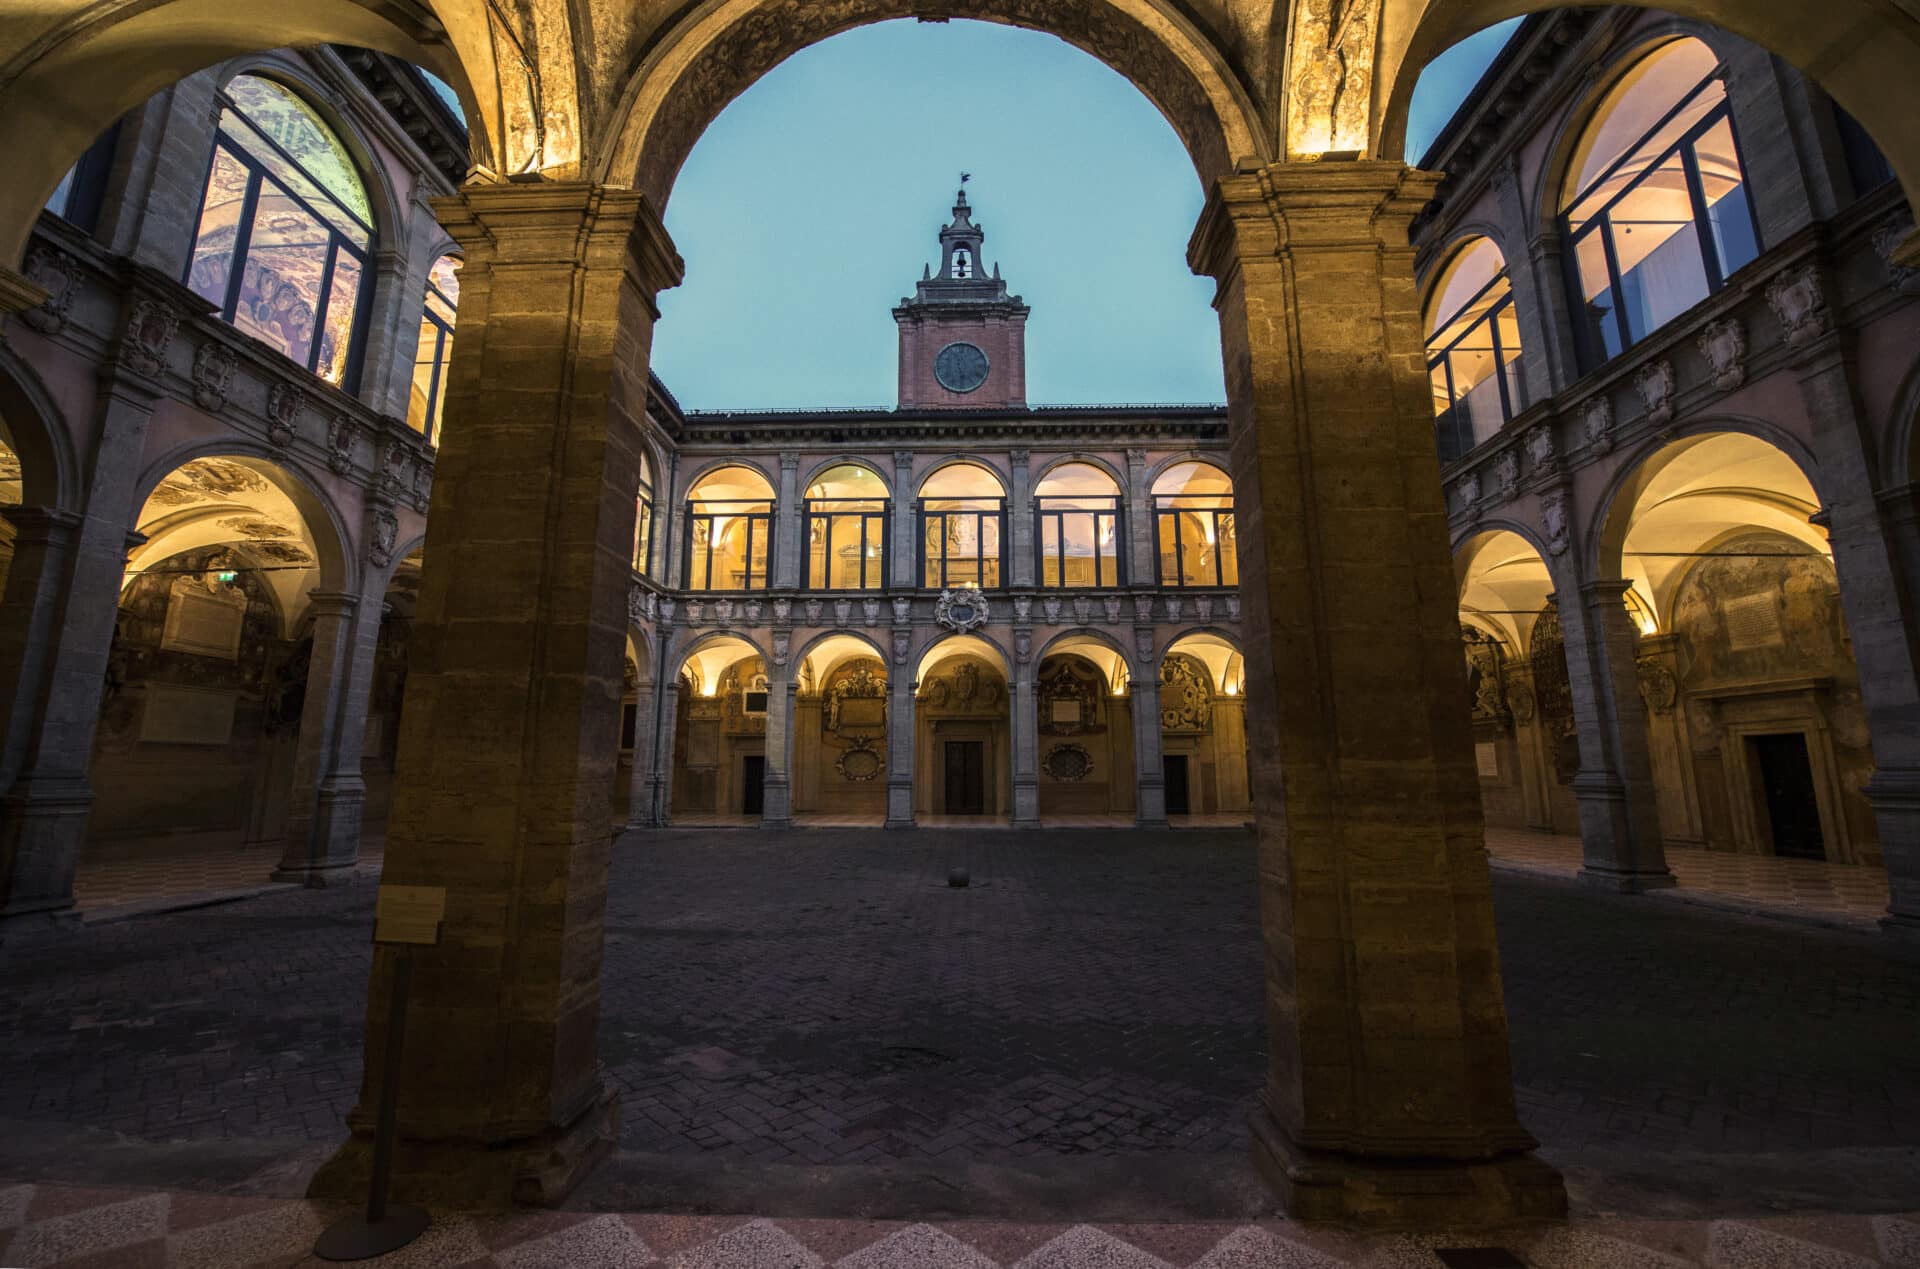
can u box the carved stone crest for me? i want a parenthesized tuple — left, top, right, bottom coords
(266, 383, 305, 450)
(1697, 318, 1748, 392)
(892, 596, 911, 624)
(1164, 595, 1185, 622)
(1160, 654, 1214, 733)
(1635, 360, 1677, 426)
(367, 508, 399, 569)
(1072, 596, 1092, 626)
(1767, 264, 1829, 350)
(773, 597, 792, 623)
(1542, 488, 1571, 558)
(119, 297, 179, 377)
(1582, 396, 1614, 454)
(1455, 470, 1482, 514)
(1637, 657, 1678, 715)
(1042, 596, 1062, 624)
(744, 599, 763, 625)
(1015, 629, 1033, 664)
(1196, 595, 1214, 623)
(805, 598, 823, 624)
(684, 599, 702, 624)
(410, 456, 432, 513)
(20, 246, 78, 335)
(1013, 595, 1032, 623)
(658, 596, 676, 625)
(862, 598, 880, 625)
(935, 588, 990, 633)
(891, 628, 911, 664)
(1103, 595, 1123, 624)
(1873, 219, 1920, 295)
(327, 416, 356, 474)
(1134, 594, 1155, 623)
(192, 342, 238, 411)
(1526, 425, 1556, 473)
(1494, 450, 1520, 501)
(834, 598, 852, 625)
(715, 598, 735, 626)
(1226, 596, 1240, 621)
(627, 585, 647, 627)
(772, 629, 791, 667)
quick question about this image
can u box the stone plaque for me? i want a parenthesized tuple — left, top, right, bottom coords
(1725, 593, 1784, 651)
(1475, 742, 1500, 778)
(161, 583, 247, 660)
(838, 697, 886, 731)
(1051, 699, 1082, 726)
(140, 683, 238, 745)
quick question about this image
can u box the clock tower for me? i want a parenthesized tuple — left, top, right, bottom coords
(895, 186, 1030, 410)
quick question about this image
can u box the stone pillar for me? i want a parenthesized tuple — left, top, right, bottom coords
(0, 369, 161, 923)
(1635, 633, 1704, 848)
(1556, 579, 1674, 890)
(638, 678, 679, 829)
(885, 650, 916, 829)
(1010, 666, 1040, 828)
(1188, 161, 1564, 1226)
(623, 681, 656, 831)
(311, 182, 684, 1206)
(275, 578, 386, 884)
(891, 450, 916, 590)
(1124, 447, 1154, 588)
(1794, 351, 1920, 930)
(1213, 693, 1250, 815)
(1488, 156, 1576, 402)
(1130, 666, 1168, 827)
(773, 452, 802, 591)
(1009, 448, 1034, 588)
(761, 667, 795, 829)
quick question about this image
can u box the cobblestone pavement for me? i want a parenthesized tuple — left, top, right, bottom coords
(3, 828, 1918, 1185)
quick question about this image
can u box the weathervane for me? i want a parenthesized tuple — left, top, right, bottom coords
(960, 171, 971, 185)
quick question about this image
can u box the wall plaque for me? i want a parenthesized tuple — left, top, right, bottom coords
(162, 581, 247, 660)
(1475, 742, 1500, 778)
(140, 683, 238, 745)
(1725, 593, 1784, 651)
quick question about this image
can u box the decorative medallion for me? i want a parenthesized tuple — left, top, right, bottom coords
(1634, 359, 1677, 426)
(1697, 317, 1748, 392)
(1103, 595, 1123, 624)
(266, 382, 305, 450)
(836, 737, 884, 783)
(367, 507, 399, 569)
(192, 342, 238, 411)
(934, 588, 990, 633)
(1581, 396, 1614, 454)
(1542, 488, 1571, 558)
(327, 416, 356, 474)
(20, 245, 78, 335)
(1494, 450, 1520, 501)
(119, 297, 180, 378)
(1767, 264, 1829, 350)
(1041, 743, 1093, 783)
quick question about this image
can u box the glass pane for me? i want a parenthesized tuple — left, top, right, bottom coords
(1609, 154, 1710, 343)
(746, 516, 769, 589)
(1158, 513, 1180, 585)
(1564, 39, 1722, 211)
(862, 519, 884, 589)
(428, 254, 462, 312)
(188, 145, 251, 308)
(408, 317, 439, 435)
(1218, 515, 1239, 587)
(634, 496, 653, 575)
(830, 514, 866, 589)
(46, 163, 78, 219)
(980, 515, 1002, 588)
(315, 248, 361, 384)
(225, 75, 372, 236)
(1693, 119, 1758, 278)
(231, 183, 327, 368)
(1573, 228, 1624, 360)
(1430, 362, 1454, 418)
(923, 518, 944, 587)
(1426, 238, 1506, 339)
(1041, 519, 1061, 587)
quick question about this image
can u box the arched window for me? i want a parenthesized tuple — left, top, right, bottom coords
(1034, 462, 1122, 589)
(633, 449, 656, 578)
(684, 465, 774, 592)
(806, 464, 889, 591)
(408, 254, 460, 444)
(186, 74, 375, 387)
(1153, 462, 1236, 589)
(920, 463, 1005, 589)
(1561, 38, 1760, 364)
(1427, 238, 1523, 463)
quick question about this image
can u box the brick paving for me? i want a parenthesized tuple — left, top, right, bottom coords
(3, 827, 1919, 1191)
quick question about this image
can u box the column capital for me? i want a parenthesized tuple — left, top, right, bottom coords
(431, 181, 685, 303)
(305, 590, 363, 620)
(1577, 578, 1636, 604)
(1187, 160, 1443, 282)
(0, 505, 83, 543)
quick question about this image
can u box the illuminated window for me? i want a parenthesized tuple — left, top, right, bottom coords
(1035, 463, 1122, 589)
(408, 254, 460, 444)
(1561, 38, 1760, 364)
(1427, 237, 1524, 463)
(186, 75, 375, 387)
(1153, 462, 1237, 589)
(634, 449, 656, 578)
(919, 463, 1004, 589)
(806, 464, 889, 591)
(684, 466, 775, 592)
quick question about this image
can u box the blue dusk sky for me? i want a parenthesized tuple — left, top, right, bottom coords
(641, 17, 1521, 411)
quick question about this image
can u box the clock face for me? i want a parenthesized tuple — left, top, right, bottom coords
(934, 342, 991, 394)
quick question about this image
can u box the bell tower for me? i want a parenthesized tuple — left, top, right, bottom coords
(894, 184, 1030, 410)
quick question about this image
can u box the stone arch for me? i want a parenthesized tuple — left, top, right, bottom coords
(670, 628, 771, 690)
(1375, 0, 1920, 222)
(597, 0, 1267, 209)
(0, 0, 499, 267)
(1031, 453, 1128, 494)
(802, 457, 892, 497)
(914, 628, 1014, 676)
(129, 444, 357, 607)
(0, 344, 79, 513)
(1454, 522, 1560, 654)
(1882, 348, 1920, 487)
(1419, 228, 1523, 318)
(1144, 451, 1232, 491)
(793, 628, 888, 684)
(680, 457, 779, 498)
(916, 456, 1009, 498)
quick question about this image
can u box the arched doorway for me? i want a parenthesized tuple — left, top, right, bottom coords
(915, 635, 1011, 822)
(671, 635, 770, 822)
(1159, 632, 1251, 821)
(1599, 431, 1873, 864)
(792, 633, 890, 824)
(1033, 633, 1133, 821)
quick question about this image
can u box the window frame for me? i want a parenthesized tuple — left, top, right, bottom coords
(186, 79, 378, 390)
(1034, 495, 1124, 589)
(1153, 495, 1236, 590)
(413, 256, 459, 445)
(918, 497, 1006, 591)
(1560, 69, 1763, 368)
(681, 498, 775, 592)
(805, 496, 892, 591)
(1427, 265, 1522, 464)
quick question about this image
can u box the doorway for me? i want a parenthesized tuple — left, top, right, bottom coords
(742, 755, 765, 817)
(1164, 754, 1191, 816)
(943, 741, 986, 815)
(1751, 733, 1823, 859)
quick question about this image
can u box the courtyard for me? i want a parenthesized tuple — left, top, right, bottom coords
(4, 827, 1919, 1234)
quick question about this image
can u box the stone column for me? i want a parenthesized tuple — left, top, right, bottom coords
(1635, 633, 1704, 847)
(761, 667, 795, 829)
(1124, 447, 1154, 588)
(1555, 579, 1674, 890)
(638, 677, 679, 829)
(623, 681, 655, 830)
(773, 451, 802, 591)
(885, 646, 916, 829)
(1794, 350, 1920, 930)
(275, 578, 386, 884)
(1009, 449, 1033, 588)
(1010, 663, 1040, 828)
(1188, 161, 1564, 1226)
(1488, 155, 1576, 403)
(1130, 674, 1168, 827)
(310, 182, 684, 1206)
(0, 368, 161, 923)
(891, 450, 916, 591)
(1212, 693, 1250, 814)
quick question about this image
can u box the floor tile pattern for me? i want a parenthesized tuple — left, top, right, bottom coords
(3, 1185, 1920, 1268)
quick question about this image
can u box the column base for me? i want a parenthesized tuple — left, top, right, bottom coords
(1577, 865, 1678, 893)
(1012, 817, 1043, 830)
(270, 861, 360, 886)
(759, 817, 795, 831)
(0, 779, 92, 919)
(310, 1083, 619, 1208)
(1250, 1110, 1566, 1228)
(1136, 816, 1170, 829)
(884, 817, 917, 830)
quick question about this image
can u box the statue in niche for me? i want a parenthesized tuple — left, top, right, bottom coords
(1038, 656, 1103, 737)
(1160, 654, 1214, 734)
